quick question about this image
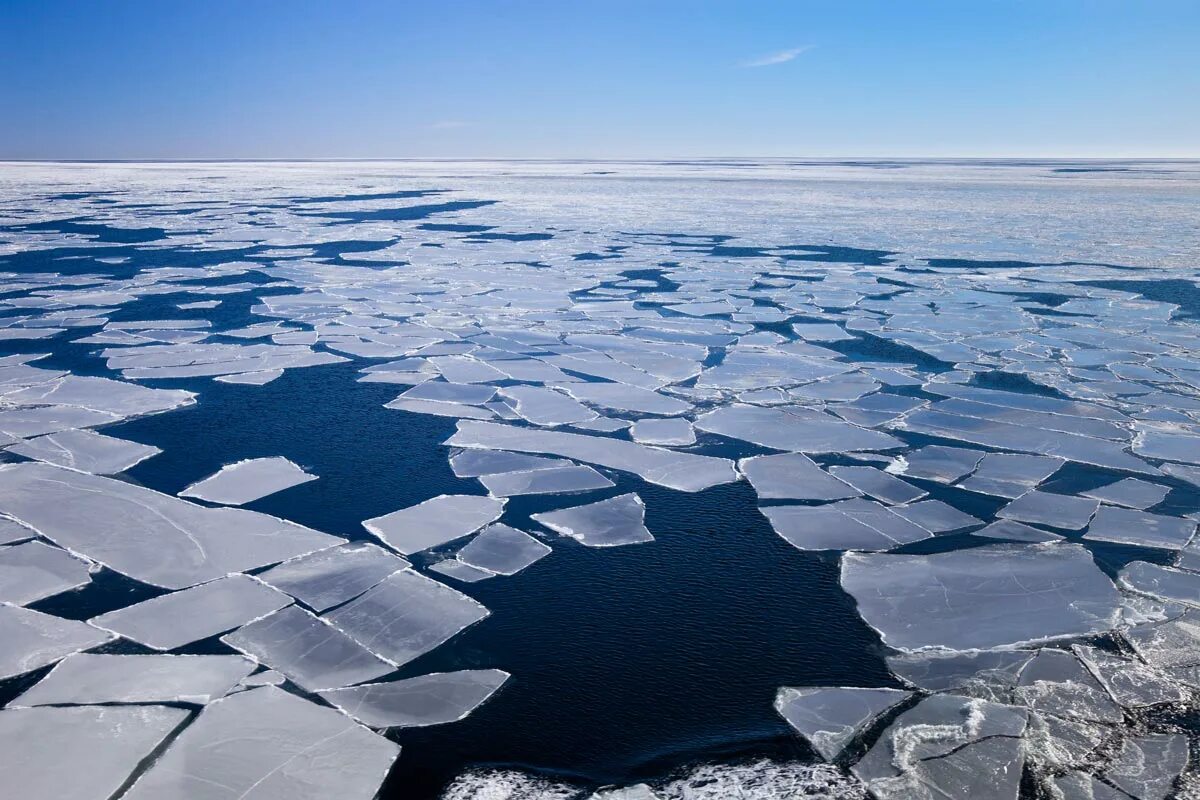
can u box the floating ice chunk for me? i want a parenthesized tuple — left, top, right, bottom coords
(1071, 644, 1188, 708)
(891, 445, 985, 483)
(0, 515, 35, 545)
(121, 686, 400, 800)
(1119, 561, 1200, 606)
(500, 385, 598, 426)
(239, 669, 286, 687)
(696, 405, 903, 453)
(449, 449, 571, 478)
(1082, 478, 1170, 510)
(479, 465, 614, 497)
(532, 493, 654, 547)
(922, 383, 1130, 422)
(739, 453, 862, 501)
(1053, 772, 1129, 800)
(0, 464, 344, 589)
(428, 355, 507, 383)
(257, 542, 408, 612)
(446, 420, 737, 492)
(590, 785, 660, 800)
(891, 499, 982, 533)
(1125, 609, 1200, 687)
(774, 686, 911, 761)
(319, 668, 509, 728)
(555, 382, 690, 415)
(0, 540, 91, 605)
(400, 381, 498, 406)
(791, 323, 856, 342)
(428, 559, 496, 583)
(1133, 428, 1200, 465)
(1083, 506, 1196, 550)
(841, 544, 1121, 651)
(827, 466, 926, 505)
(324, 569, 489, 667)
(7, 429, 160, 474)
(997, 490, 1099, 530)
(363, 494, 506, 555)
(0, 605, 113, 680)
(628, 418, 696, 446)
(9, 653, 256, 707)
(0, 405, 121, 437)
(456, 524, 551, 576)
(972, 519, 1064, 543)
(214, 369, 284, 385)
(957, 453, 1064, 498)
(1013, 648, 1122, 723)
(572, 416, 632, 432)
(222, 605, 393, 691)
(887, 650, 1033, 693)
(385, 397, 497, 419)
(91, 575, 292, 651)
(696, 350, 849, 391)
(1105, 734, 1188, 800)
(0, 705, 189, 800)
(763, 503, 928, 552)
(3, 374, 194, 416)
(180, 457, 317, 505)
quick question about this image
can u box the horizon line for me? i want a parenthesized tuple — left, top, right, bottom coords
(3, 155, 1200, 165)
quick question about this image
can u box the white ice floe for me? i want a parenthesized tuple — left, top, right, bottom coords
(739, 453, 861, 501)
(775, 686, 911, 761)
(479, 464, 614, 497)
(997, 490, 1099, 531)
(179, 456, 317, 505)
(0, 604, 114, 680)
(6, 428, 161, 474)
(532, 493, 654, 547)
(456, 523, 552, 575)
(319, 668, 510, 728)
(1081, 477, 1170, 510)
(696, 405, 903, 453)
(1083, 505, 1197, 550)
(257, 542, 409, 612)
(0, 540, 92, 605)
(363, 494, 506, 555)
(628, 418, 696, 446)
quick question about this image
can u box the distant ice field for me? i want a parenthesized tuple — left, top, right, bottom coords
(0, 159, 1199, 799)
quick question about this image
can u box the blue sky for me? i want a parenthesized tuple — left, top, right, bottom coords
(2, 0, 1197, 159)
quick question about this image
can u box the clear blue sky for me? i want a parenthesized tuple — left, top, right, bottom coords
(2, 0, 1197, 159)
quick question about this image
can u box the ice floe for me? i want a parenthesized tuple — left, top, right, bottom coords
(179, 456, 317, 505)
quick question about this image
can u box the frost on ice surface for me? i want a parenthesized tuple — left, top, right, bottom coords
(0, 604, 114, 680)
(0, 705, 189, 800)
(774, 686, 911, 761)
(0, 539, 92, 605)
(121, 686, 400, 800)
(886, 650, 1034, 693)
(9, 653, 256, 707)
(1104, 734, 1188, 800)
(840, 544, 1121, 650)
(257, 542, 409, 612)
(479, 464, 614, 497)
(456, 523, 552, 575)
(319, 668, 509, 728)
(0, 463, 344, 589)
(363, 494, 506, 555)
(1118, 561, 1200, 607)
(628, 417, 696, 446)
(221, 604, 394, 691)
(6, 428, 161, 474)
(180, 456, 318, 505)
(532, 493, 654, 547)
(90, 574, 292, 650)
(324, 568, 489, 667)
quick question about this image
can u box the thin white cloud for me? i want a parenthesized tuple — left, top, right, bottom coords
(740, 46, 813, 68)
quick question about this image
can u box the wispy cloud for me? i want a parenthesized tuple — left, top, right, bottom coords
(739, 46, 813, 68)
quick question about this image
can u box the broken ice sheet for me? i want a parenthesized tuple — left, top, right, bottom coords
(972, 519, 1064, 543)
(1071, 644, 1188, 708)
(886, 649, 1034, 693)
(841, 543, 1121, 650)
(90, 574, 292, 651)
(257, 542, 409, 612)
(1119, 561, 1200, 607)
(9, 653, 256, 707)
(399, 380, 498, 406)
(890, 445, 985, 483)
(500, 385, 598, 426)
(324, 568, 489, 667)
(0, 463, 344, 589)
(739, 453, 862, 501)
(2, 374, 195, 417)
(555, 381, 690, 415)
(762, 502, 929, 552)
(449, 449, 571, 478)
(6, 428, 161, 474)
(319, 668, 509, 728)
(956, 453, 1064, 498)
(222, 604, 394, 692)
(1083, 505, 1196, 550)
(0, 540, 92, 605)
(0, 705, 190, 800)
(696, 404, 903, 453)
(774, 686, 911, 761)
(214, 369, 283, 385)
(456, 523, 551, 575)
(479, 464, 614, 497)
(428, 558, 496, 583)
(1105, 734, 1188, 800)
(0, 604, 114, 680)
(363, 494, 506, 555)
(997, 490, 1099, 530)
(121, 686, 400, 800)
(1013, 648, 1122, 723)
(179, 456, 317, 505)
(532, 493, 654, 547)
(1081, 477, 1170, 510)
(628, 417, 696, 446)
(0, 515, 35, 545)
(890, 499, 982, 533)
(827, 465, 926, 505)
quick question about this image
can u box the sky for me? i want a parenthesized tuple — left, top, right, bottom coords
(2, 0, 1197, 160)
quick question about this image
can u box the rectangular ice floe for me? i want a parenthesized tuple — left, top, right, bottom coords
(363, 494, 506, 555)
(763, 501, 930, 552)
(1082, 506, 1196, 550)
(6, 429, 161, 474)
(446, 420, 737, 492)
(827, 466, 926, 505)
(628, 417, 696, 446)
(179, 457, 317, 505)
(213, 369, 284, 385)
(774, 686, 911, 761)
(840, 543, 1121, 650)
(890, 499, 982, 533)
(1081, 478, 1170, 510)
(956, 453, 1064, 498)
(531, 493, 654, 547)
(0, 605, 114, 680)
(9, 653, 256, 707)
(0, 405, 121, 437)
(399, 381, 498, 406)
(1133, 428, 1200, 465)
(319, 668, 510, 729)
(1119, 561, 1200, 607)
(0, 464, 344, 589)
(2, 374, 195, 417)
(256, 542, 408, 612)
(0, 705, 190, 800)
(696, 405, 903, 453)
(478, 464, 614, 496)
(120, 686, 400, 800)
(499, 385, 597, 426)
(91, 575, 292, 650)
(997, 490, 1100, 530)
(554, 382, 691, 415)
(449, 449, 571, 478)
(891, 445, 985, 483)
(739, 453, 862, 501)
(455, 524, 551, 575)
(972, 519, 1063, 543)
(222, 605, 394, 691)
(324, 569, 489, 667)
(0, 540, 91, 605)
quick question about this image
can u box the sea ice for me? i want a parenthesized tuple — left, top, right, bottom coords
(739, 453, 862, 501)
(1083, 505, 1196, 550)
(532, 493, 654, 547)
(6, 428, 161, 474)
(0, 604, 114, 680)
(319, 668, 510, 728)
(997, 490, 1099, 530)
(257, 542, 409, 612)
(479, 464, 614, 496)
(456, 524, 552, 575)
(180, 456, 317, 505)
(363, 494, 506, 555)
(628, 417, 696, 446)
(0, 540, 91, 605)
(774, 686, 911, 761)
(696, 405, 903, 453)
(827, 466, 926, 505)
